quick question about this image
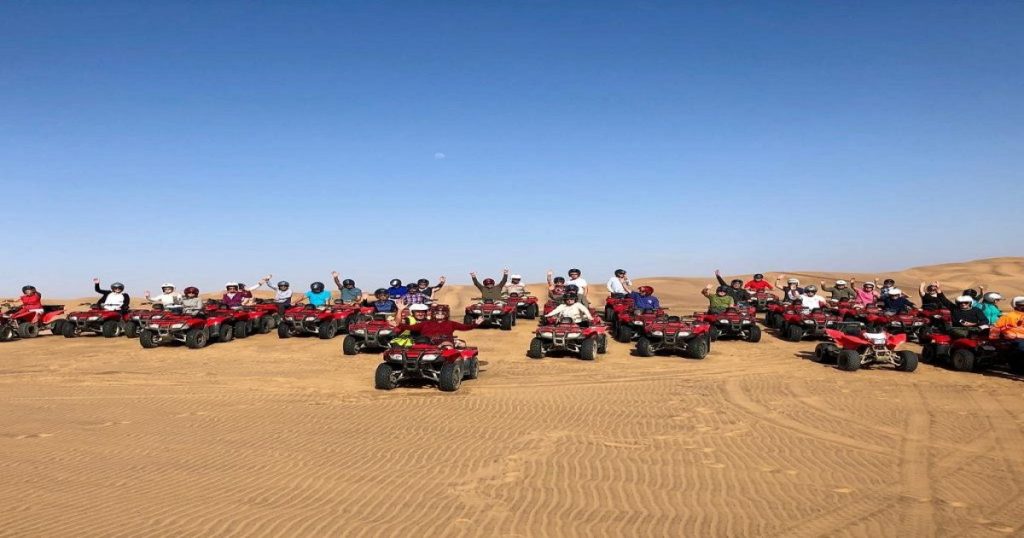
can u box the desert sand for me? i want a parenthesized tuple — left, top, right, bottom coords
(2, 257, 1023, 537)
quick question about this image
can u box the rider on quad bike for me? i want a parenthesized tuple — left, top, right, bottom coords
(881, 288, 914, 314)
(390, 304, 431, 347)
(629, 285, 661, 311)
(503, 274, 529, 297)
(879, 278, 898, 297)
(774, 275, 804, 302)
(951, 295, 989, 335)
(798, 285, 829, 310)
(393, 305, 482, 347)
(820, 279, 857, 301)
(94, 278, 131, 313)
(237, 277, 270, 306)
(181, 287, 204, 315)
(993, 297, 1024, 352)
(15, 285, 45, 323)
(305, 281, 332, 307)
(744, 273, 774, 292)
(543, 293, 594, 327)
(144, 283, 183, 310)
(222, 282, 245, 308)
(961, 288, 983, 308)
(919, 281, 955, 310)
(702, 285, 735, 314)
(715, 270, 751, 304)
(401, 284, 433, 307)
(547, 273, 567, 301)
(471, 269, 509, 302)
(411, 277, 445, 299)
(607, 269, 633, 298)
(331, 271, 363, 304)
(978, 292, 1004, 325)
(855, 281, 880, 306)
(386, 279, 408, 301)
(362, 288, 399, 315)
(270, 281, 295, 314)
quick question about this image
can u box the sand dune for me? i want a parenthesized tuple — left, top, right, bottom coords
(2, 258, 1023, 536)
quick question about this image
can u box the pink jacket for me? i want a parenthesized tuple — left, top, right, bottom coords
(854, 288, 878, 306)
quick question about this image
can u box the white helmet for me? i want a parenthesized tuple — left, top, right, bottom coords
(835, 279, 847, 286)
(161, 282, 175, 289)
(225, 282, 239, 288)
(787, 278, 800, 285)
(409, 304, 430, 312)
(1012, 296, 1024, 308)
(983, 292, 1002, 303)
(888, 288, 902, 296)
(956, 296, 974, 304)
(510, 274, 522, 280)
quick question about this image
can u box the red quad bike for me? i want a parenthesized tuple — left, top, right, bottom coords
(250, 299, 284, 329)
(122, 308, 172, 338)
(277, 303, 370, 339)
(779, 308, 858, 342)
(374, 339, 480, 392)
(748, 291, 780, 313)
(464, 298, 516, 330)
(921, 329, 1024, 374)
(527, 317, 608, 360)
(694, 307, 761, 342)
(813, 328, 919, 372)
(62, 304, 127, 338)
(614, 308, 667, 342)
(342, 313, 398, 355)
(764, 302, 802, 330)
(203, 303, 256, 341)
(138, 312, 232, 349)
(0, 304, 66, 341)
(506, 293, 540, 320)
(918, 307, 952, 334)
(635, 315, 712, 359)
(604, 295, 634, 323)
(861, 309, 930, 342)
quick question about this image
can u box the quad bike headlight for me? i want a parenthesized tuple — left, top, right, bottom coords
(421, 354, 439, 362)
(651, 330, 664, 336)
(171, 323, 186, 330)
(353, 329, 366, 334)
(389, 353, 404, 361)
(803, 320, 814, 324)
(678, 331, 691, 337)
(149, 324, 160, 329)
(379, 330, 392, 335)
(719, 320, 728, 324)
(633, 320, 643, 325)
(913, 321, 923, 326)
(566, 332, 581, 339)
(305, 316, 317, 321)
(890, 321, 902, 326)
(871, 337, 886, 345)
(69, 315, 78, 320)
(742, 320, 750, 324)
(539, 332, 553, 338)
(87, 316, 99, 321)
(472, 309, 482, 314)
(152, 315, 163, 320)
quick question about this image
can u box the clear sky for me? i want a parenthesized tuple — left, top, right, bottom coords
(2, 1, 1022, 297)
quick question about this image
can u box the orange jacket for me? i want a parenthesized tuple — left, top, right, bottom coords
(994, 311, 1024, 339)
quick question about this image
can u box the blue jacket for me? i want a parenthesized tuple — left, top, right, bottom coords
(387, 285, 408, 299)
(882, 295, 913, 313)
(978, 302, 1002, 325)
(372, 299, 398, 313)
(630, 292, 661, 310)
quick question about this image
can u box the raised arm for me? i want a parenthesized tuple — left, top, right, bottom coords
(433, 276, 446, 291)
(470, 273, 483, 291)
(332, 271, 343, 290)
(701, 284, 712, 298)
(497, 269, 509, 289)
(546, 270, 554, 290)
(715, 269, 728, 288)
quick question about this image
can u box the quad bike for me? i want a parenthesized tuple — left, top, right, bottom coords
(764, 302, 802, 329)
(464, 298, 516, 330)
(813, 328, 919, 372)
(921, 328, 1024, 373)
(203, 303, 257, 340)
(748, 291, 780, 313)
(62, 304, 127, 338)
(506, 293, 540, 320)
(918, 307, 953, 332)
(527, 317, 608, 360)
(613, 308, 667, 342)
(694, 307, 761, 342)
(342, 313, 398, 355)
(779, 308, 860, 342)
(0, 303, 66, 341)
(604, 295, 634, 323)
(277, 303, 372, 339)
(122, 308, 173, 338)
(861, 309, 930, 341)
(249, 299, 284, 329)
(635, 315, 712, 359)
(138, 312, 232, 349)
(374, 338, 480, 392)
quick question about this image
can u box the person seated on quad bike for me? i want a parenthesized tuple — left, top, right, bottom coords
(471, 269, 509, 302)
(238, 276, 271, 306)
(402, 285, 433, 307)
(855, 280, 880, 306)
(386, 279, 408, 301)
(305, 282, 332, 308)
(951, 295, 990, 333)
(93, 278, 131, 313)
(881, 288, 914, 314)
(144, 283, 183, 310)
(715, 270, 752, 304)
(393, 305, 483, 348)
(607, 269, 633, 298)
(918, 281, 955, 310)
(411, 277, 446, 299)
(629, 285, 661, 311)
(821, 279, 857, 301)
(543, 293, 594, 327)
(503, 274, 529, 297)
(743, 273, 774, 292)
(389, 304, 431, 347)
(978, 292, 1004, 325)
(879, 278, 897, 298)
(961, 288, 984, 308)
(546, 273, 567, 301)
(13, 285, 45, 323)
(566, 268, 590, 307)
(798, 285, 829, 311)
(181, 287, 204, 316)
(702, 285, 736, 314)
(994, 297, 1024, 352)
(330, 271, 364, 304)
(221, 282, 246, 308)
(270, 281, 295, 314)
(362, 288, 399, 315)
(774, 275, 804, 302)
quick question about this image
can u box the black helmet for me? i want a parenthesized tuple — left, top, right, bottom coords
(804, 285, 818, 293)
(111, 282, 125, 291)
(277, 281, 290, 288)
(343, 279, 355, 287)
(614, 269, 626, 277)
(374, 288, 388, 297)
(389, 279, 402, 287)
(564, 284, 579, 293)
(962, 289, 979, 299)
(417, 278, 429, 286)
(568, 268, 581, 275)
(310, 282, 325, 293)
(883, 278, 895, 286)
(716, 285, 730, 293)
(22, 285, 36, 293)
(730, 279, 743, 286)
(553, 276, 565, 285)
(753, 273, 764, 280)
(563, 293, 579, 302)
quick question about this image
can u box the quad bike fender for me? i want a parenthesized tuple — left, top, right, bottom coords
(929, 333, 952, 345)
(825, 328, 870, 348)
(691, 324, 711, 336)
(887, 333, 908, 348)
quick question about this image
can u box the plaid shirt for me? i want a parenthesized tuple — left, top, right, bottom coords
(403, 292, 429, 306)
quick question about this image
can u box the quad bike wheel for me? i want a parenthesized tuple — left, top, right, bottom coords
(896, 350, 919, 372)
(342, 335, 359, 355)
(636, 337, 655, 357)
(318, 321, 337, 339)
(527, 338, 544, 359)
(920, 344, 935, 364)
(951, 349, 976, 372)
(604, 306, 616, 323)
(745, 325, 762, 343)
(18, 323, 40, 339)
(255, 317, 273, 334)
(219, 324, 235, 343)
(101, 320, 121, 338)
(812, 343, 828, 362)
(122, 321, 139, 338)
(374, 363, 398, 390)
(499, 314, 513, 331)
(185, 328, 208, 349)
(785, 324, 804, 342)
(139, 329, 159, 349)
(50, 319, 66, 336)
(463, 315, 474, 325)
(62, 322, 77, 338)
(438, 361, 463, 392)
(579, 338, 597, 361)
(597, 334, 608, 354)
(277, 324, 291, 338)
(615, 324, 635, 343)
(1008, 354, 1024, 376)
(0, 325, 14, 342)
(708, 327, 721, 342)
(838, 350, 861, 371)
(685, 337, 709, 360)
(464, 357, 480, 380)
(235, 321, 250, 339)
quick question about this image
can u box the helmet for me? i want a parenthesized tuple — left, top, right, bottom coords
(310, 282, 325, 293)
(864, 282, 875, 288)
(161, 282, 175, 289)
(716, 285, 729, 293)
(390, 279, 402, 287)
(483, 278, 495, 286)
(277, 281, 290, 288)
(225, 282, 238, 289)
(409, 304, 429, 312)
(787, 278, 800, 285)
(926, 284, 938, 292)
(564, 284, 579, 293)
(883, 279, 895, 286)
(342, 279, 355, 287)
(21, 285, 36, 293)
(563, 293, 578, 302)
(417, 278, 429, 286)
(1012, 296, 1024, 309)
(510, 274, 522, 280)
(956, 296, 974, 304)
(754, 273, 764, 280)
(111, 282, 125, 290)
(184, 286, 199, 295)
(374, 288, 388, 297)
(568, 268, 581, 276)
(614, 269, 626, 277)
(962, 289, 979, 298)
(804, 285, 818, 293)
(835, 280, 847, 286)
(888, 288, 902, 296)
(730, 279, 743, 286)
(983, 292, 1002, 303)
(553, 276, 565, 284)
(432, 305, 450, 318)
(638, 285, 654, 295)
(238, 283, 247, 289)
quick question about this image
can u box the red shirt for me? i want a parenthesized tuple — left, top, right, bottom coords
(21, 293, 43, 310)
(744, 280, 773, 291)
(395, 320, 475, 339)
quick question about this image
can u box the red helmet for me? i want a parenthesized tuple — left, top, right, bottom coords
(483, 278, 495, 287)
(638, 285, 654, 295)
(184, 287, 199, 295)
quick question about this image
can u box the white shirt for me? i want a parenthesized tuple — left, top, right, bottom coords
(800, 295, 827, 309)
(147, 292, 182, 307)
(545, 303, 594, 323)
(607, 277, 631, 294)
(103, 293, 126, 311)
(567, 277, 588, 296)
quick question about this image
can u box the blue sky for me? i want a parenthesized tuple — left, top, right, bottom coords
(2, 1, 1022, 297)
